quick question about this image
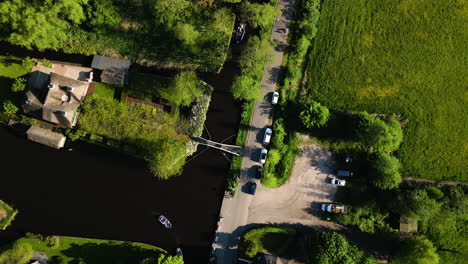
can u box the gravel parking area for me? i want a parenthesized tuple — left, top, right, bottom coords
(248, 142, 342, 229)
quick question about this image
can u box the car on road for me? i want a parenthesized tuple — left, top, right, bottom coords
(250, 182, 257, 195)
(259, 148, 267, 164)
(271, 92, 279, 104)
(263, 128, 272, 145)
(330, 178, 346, 186)
(256, 165, 263, 179)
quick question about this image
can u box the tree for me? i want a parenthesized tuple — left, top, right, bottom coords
(391, 236, 439, 264)
(231, 75, 260, 101)
(403, 189, 441, 220)
(354, 113, 403, 152)
(3, 100, 18, 115)
(0, 242, 33, 264)
(266, 149, 281, 166)
(161, 71, 202, 106)
(151, 0, 193, 26)
(0, 0, 88, 50)
(147, 138, 188, 179)
(242, 239, 259, 258)
(369, 152, 402, 189)
(85, 0, 121, 29)
(299, 101, 330, 128)
(11, 77, 27, 92)
(240, 2, 277, 32)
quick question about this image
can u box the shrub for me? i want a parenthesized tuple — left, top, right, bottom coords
(300, 100, 330, 128)
(25, 232, 43, 240)
(390, 235, 439, 264)
(242, 239, 259, 258)
(65, 129, 80, 141)
(11, 78, 27, 92)
(21, 57, 36, 70)
(354, 113, 403, 152)
(3, 101, 19, 115)
(20, 115, 37, 125)
(44, 236, 57, 247)
(369, 152, 402, 190)
(40, 58, 52, 68)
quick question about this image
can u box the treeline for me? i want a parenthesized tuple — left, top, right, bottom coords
(0, 0, 235, 71)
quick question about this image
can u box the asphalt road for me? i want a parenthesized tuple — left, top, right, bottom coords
(213, 0, 295, 263)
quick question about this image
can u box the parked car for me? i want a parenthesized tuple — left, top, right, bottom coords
(263, 128, 272, 145)
(321, 204, 347, 214)
(330, 178, 346, 186)
(271, 92, 279, 104)
(256, 165, 263, 179)
(259, 148, 268, 164)
(250, 182, 257, 195)
(337, 170, 353, 177)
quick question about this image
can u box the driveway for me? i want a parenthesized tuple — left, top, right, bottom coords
(248, 142, 343, 229)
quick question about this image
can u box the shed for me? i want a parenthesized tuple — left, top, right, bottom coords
(91, 55, 131, 86)
(399, 216, 418, 234)
(26, 126, 66, 149)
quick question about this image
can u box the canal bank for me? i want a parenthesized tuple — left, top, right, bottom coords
(0, 43, 243, 263)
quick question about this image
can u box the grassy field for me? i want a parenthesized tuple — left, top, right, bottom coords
(306, 0, 467, 181)
(12, 236, 164, 264)
(0, 200, 18, 230)
(0, 56, 31, 104)
(241, 226, 297, 257)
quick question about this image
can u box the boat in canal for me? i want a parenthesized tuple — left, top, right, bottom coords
(176, 247, 183, 258)
(157, 215, 172, 229)
(236, 24, 245, 43)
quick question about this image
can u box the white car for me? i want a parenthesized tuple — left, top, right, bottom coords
(259, 148, 268, 164)
(263, 128, 272, 145)
(330, 178, 346, 186)
(271, 92, 279, 104)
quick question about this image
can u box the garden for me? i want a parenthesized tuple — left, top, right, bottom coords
(0, 235, 183, 264)
(0, 200, 18, 230)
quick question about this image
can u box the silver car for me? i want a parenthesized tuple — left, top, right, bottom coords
(259, 148, 268, 164)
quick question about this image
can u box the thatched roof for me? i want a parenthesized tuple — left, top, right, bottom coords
(26, 126, 66, 149)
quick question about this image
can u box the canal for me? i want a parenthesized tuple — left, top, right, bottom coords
(0, 44, 242, 263)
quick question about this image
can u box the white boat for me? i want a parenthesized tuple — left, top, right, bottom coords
(157, 215, 172, 229)
(236, 24, 246, 43)
(176, 247, 183, 257)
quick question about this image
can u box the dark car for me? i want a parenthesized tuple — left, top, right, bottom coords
(256, 165, 263, 179)
(250, 182, 257, 195)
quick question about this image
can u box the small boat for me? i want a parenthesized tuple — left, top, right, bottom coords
(157, 215, 172, 229)
(236, 24, 246, 43)
(176, 247, 183, 257)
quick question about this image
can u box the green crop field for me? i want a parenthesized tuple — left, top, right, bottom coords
(306, 0, 467, 181)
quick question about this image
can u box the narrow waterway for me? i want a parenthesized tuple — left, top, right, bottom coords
(0, 42, 242, 263)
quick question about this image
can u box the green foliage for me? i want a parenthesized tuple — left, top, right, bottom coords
(156, 254, 184, 264)
(242, 226, 297, 257)
(65, 129, 80, 141)
(40, 58, 53, 68)
(391, 236, 439, 264)
(21, 57, 35, 70)
(0, 242, 33, 264)
(79, 95, 189, 179)
(85, 0, 121, 28)
(300, 100, 330, 128)
(402, 188, 442, 220)
(354, 113, 403, 152)
(231, 35, 272, 101)
(304, 231, 376, 264)
(240, 2, 277, 33)
(0, 200, 18, 230)
(20, 115, 37, 125)
(241, 240, 259, 258)
(162, 71, 202, 106)
(11, 77, 26, 92)
(306, 0, 467, 181)
(2, 100, 18, 114)
(0, 0, 87, 50)
(369, 152, 402, 190)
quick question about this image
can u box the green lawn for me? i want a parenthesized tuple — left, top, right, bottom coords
(0, 200, 18, 230)
(0, 56, 31, 103)
(306, 0, 467, 181)
(13, 236, 164, 264)
(93, 82, 116, 99)
(242, 226, 297, 257)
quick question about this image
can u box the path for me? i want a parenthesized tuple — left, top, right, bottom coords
(403, 178, 468, 186)
(212, 0, 295, 263)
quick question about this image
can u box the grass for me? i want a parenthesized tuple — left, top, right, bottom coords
(12, 236, 164, 264)
(0, 56, 32, 104)
(0, 200, 18, 230)
(126, 72, 172, 102)
(306, 0, 467, 181)
(93, 82, 116, 99)
(242, 226, 297, 256)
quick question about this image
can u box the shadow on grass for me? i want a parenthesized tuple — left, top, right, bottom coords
(60, 242, 162, 264)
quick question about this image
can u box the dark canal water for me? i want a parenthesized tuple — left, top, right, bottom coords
(0, 44, 242, 263)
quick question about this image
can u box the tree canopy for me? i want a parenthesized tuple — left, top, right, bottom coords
(0, 242, 33, 264)
(240, 2, 277, 32)
(354, 113, 403, 152)
(161, 71, 203, 106)
(369, 152, 402, 189)
(391, 236, 439, 264)
(299, 100, 330, 128)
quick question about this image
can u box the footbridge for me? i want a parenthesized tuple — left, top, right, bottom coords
(192, 137, 242, 156)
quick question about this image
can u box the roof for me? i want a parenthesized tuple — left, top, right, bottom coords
(26, 126, 66, 149)
(400, 216, 418, 233)
(101, 68, 126, 86)
(91, 55, 131, 71)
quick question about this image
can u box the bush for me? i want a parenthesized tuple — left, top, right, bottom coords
(390, 236, 439, 264)
(21, 57, 36, 70)
(65, 129, 80, 141)
(40, 58, 52, 68)
(44, 236, 57, 247)
(300, 100, 330, 128)
(242, 239, 259, 258)
(369, 152, 402, 190)
(3, 101, 19, 115)
(20, 115, 37, 125)
(354, 113, 403, 152)
(11, 78, 27, 92)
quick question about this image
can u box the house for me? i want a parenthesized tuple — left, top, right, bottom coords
(22, 64, 92, 128)
(91, 55, 131, 86)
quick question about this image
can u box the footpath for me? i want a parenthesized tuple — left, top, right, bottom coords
(212, 0, 295, 263)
